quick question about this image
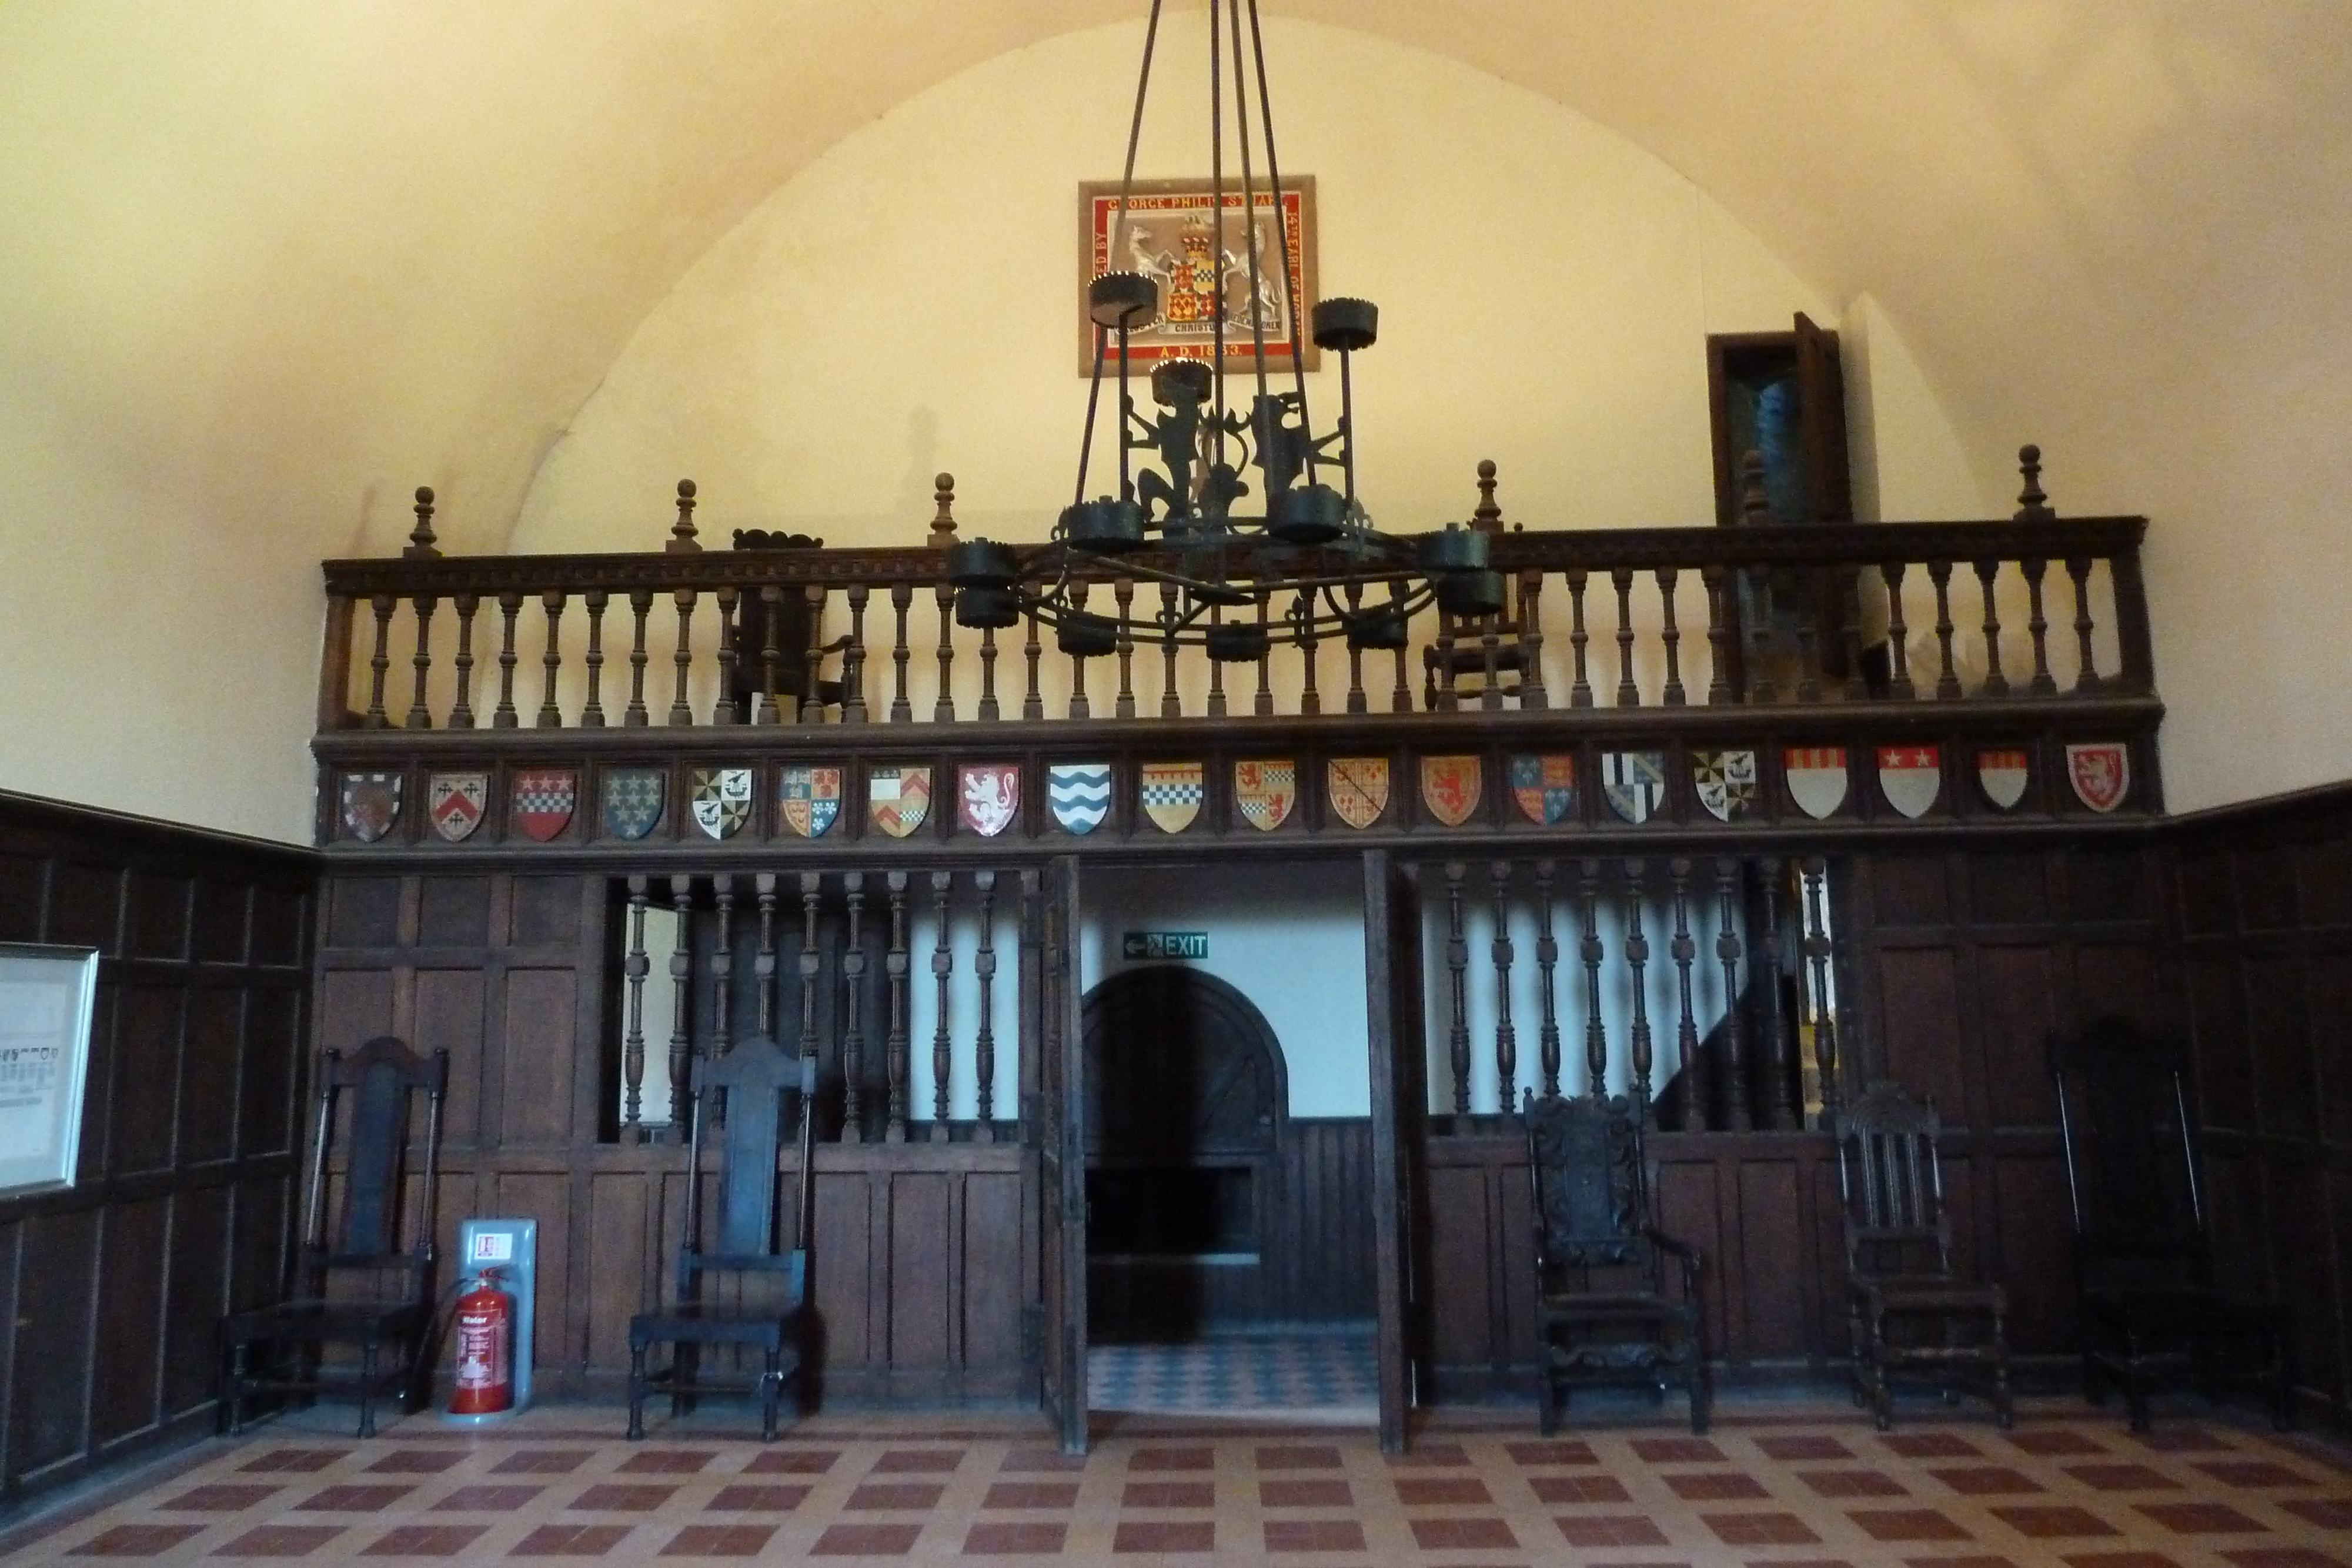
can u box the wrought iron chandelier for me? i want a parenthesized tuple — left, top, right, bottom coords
(946, 0, 1505, 662)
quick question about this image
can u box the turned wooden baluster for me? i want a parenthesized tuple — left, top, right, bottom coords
(1532, 861, 1563, 1098)
(841, 872, 867, 1142)
(1702, 564, 1733, 705)
(1519, 570, 1549, 709)
(1657, 569, 1686, 706)
(1611, 569, 1640, 705)
(404, 596, 435, 729)
(2067, 556, 2099, 692)
(756, 587, 784, 724)
(1621, 861, 1656, 1124)
(890, 582, 913, 723)
(1478, 605, 1504, 714)
(1445, 862, 1472, 1117)
(1800, 855, 1842, 1123)
(1069, 583, 1093, 721)
(973, 870, 998, 1140)
(1879, 563, 1915, 698)
(800, 586, 827, 723)
(1714, 858, 1752, 1131)
(1667, 859, 1705, 1130)
(1742, 566, 1779, 704)
(754, 873, 779, 1038)
(1389, 582, 1414, 713)
(1297, 590, 1322, 717)
(1839, 570, 1868, 701)
(449, 593, 479, 729)
(934, 583, 957, 723)
(1342, 581, 1368, 715)
(1578, 858, 1608, 1096)
(365, 594, 395, 728)
(1489, 861, 1517, 1113)
(1206, 608, 1229, 718)
(710, 876, 737, 1070)
(1114, 579, 1137, 718)
(2022, 558, 2057, 695)
(582, 590, 609, 726)
(667, 874, 694, 1135)
(1428, 611, 1458, 713)
(796, 871, 823, 1063)
(625, 589, 653, 727)
(1926, 560, 1961, 700)
(493, 591, 522, 727)
(844, 584, 870, 723)
(1022, 607, 1044, 720)
(884, 871, 910, 1142)
(1974, 560, 2009, 697)
(1565, 568, 1594, 708)
(1796, 601, 1822, 703)
(980, 623, 1002, 721)
(669, 589, 696, 726)
(1755, 857, 1796, 1129)
(709, 588, 737, 727)
(1254, 597, 1274, 716)
(536, 591, 566, 727)
(623, 875, 650, 1141)
(930, 871, 954, 1142)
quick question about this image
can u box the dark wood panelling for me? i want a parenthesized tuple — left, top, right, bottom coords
(0, 790, 313, 1507)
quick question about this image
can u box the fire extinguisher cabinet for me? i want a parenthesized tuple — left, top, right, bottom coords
(448, 1218, 537, 1423)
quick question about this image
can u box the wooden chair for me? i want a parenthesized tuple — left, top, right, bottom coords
(220, 1037, 448, 1437)
(2050, 1016, 2293, 1431)
(1834, 1081, 2013, 1430)
(628, 1035, 815, 1440)
(1524, 1090, 1709, 1434)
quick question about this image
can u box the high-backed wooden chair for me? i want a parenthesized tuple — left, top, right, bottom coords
(220, 1037, 448, 1437)
(1835, 1081, 2013, 1429)
(2050, 1017, 2293, 1430)
(628, 1035, 816, 1440)
(1524, 1090, 1709, 1434)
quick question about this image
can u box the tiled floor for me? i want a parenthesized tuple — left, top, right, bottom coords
(5, 1398, 2347, 1566)
(1088, 1335, 1378, 1415)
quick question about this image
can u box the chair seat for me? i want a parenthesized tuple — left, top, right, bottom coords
(1855, 1276, 2006, 1312)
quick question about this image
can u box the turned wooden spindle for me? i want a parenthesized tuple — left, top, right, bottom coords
(1341, 582, 1371, 716)
(493, 590, 522, 728)
(800, 586, 826, 723)
(1714, 858, 1752, 1131)
(927, 472, 959, 549)
(1879, 563, 1915, 698)
(1702, 564, 1733, 706)
(536, 590, 566, 728)
(841, 872, 867, 1142)
(707, 589, 736, 726)
(889, 582, 914, 723)
(1254, 597, 1274, 717)
(1022, 607, 1044, 720)
(1518, 570, 1549, 709)
(973, 870, 998, 1139)
(1927, 560, 1961, 699)
(1667, 860, 1705, 1130)
(622, 589, 652, 727)
(1428, 611, 1457, 713)
(1158, 583, 1182, 718)
(1565, 569, 1594, 707)
(365, 595, 395, 728)
(667, 875, 695, 1135)
(1622, 860, 1655, 1125)
(1532, 861, 1563, 1098)
(1489, 861, 1517, 1114)
(666, 478, 701, 553)
(1114, 578, 1138, 718)
(1839, 569, 1869, 701)
(1444, 862, 1472, 1118)
(2013, 443, 2054, 522)
(1975, 560, 2009, 697)
(932, 582, 957, 722)
(404, 485, 440, 559)
(582, 590, 609, 726)
(405, 595, 436, 730)
(1611, 568, 1639, 706)
(1298, 590, 1322, 717)
(1796, 610, 1822, 703)
(1388, 581, 1413, 713)
(1070, 583, 1094, 721)
(884, 872, 910, 1143)
(930, 871, 954, 1142)
(2067, 556, 2099, 691)
(1657, 567, 1686, 706)
(449, 593, 479, 729)
(1800, 857, 1841, 1123)
(667, 590, 696, 725)
(1205, 607, 1228, 718)
(796, 871, 823, 1065)
(1755, 856, 1796, 1129)
(2022, 557, 2057, 694)
(1742, 565, 1779, 703)
(1479, 601, 1504, 716)
(843, 583, 870, 723)
(623, 875, 650, 1140)
(753, 873, 779, 1039)
(1578, 858, 1608, 1096)
(709, 875, 736, 1065)
(978, 623, 1001, 721)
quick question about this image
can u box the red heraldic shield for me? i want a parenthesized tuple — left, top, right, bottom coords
(1420, 755, 1482, 828)
(510, 770, 577, 842)
(2066, 743, 2130, 813)
(958, 763, 1021, 838)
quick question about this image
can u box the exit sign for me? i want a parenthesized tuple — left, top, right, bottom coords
(1123, 930, 1207, 961)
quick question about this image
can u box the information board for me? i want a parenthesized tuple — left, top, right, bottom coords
(0, 945, 99, 1194)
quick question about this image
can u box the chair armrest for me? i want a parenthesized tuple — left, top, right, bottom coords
(1646, 1229, 1705, 1292)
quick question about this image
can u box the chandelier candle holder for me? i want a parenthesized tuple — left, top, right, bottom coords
(946, 0, 1505, 662)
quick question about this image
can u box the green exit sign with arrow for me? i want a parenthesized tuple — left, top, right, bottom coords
(1122, 931, 1207, 961)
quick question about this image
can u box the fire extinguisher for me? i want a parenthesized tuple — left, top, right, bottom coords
(449, 1266, 513, 1416)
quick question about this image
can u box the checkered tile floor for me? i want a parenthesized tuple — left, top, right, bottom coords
(5, 1398, 2347, 1564)
(1088, 1335, 1379, 1415)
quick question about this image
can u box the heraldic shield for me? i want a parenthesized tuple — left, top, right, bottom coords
(602, 768, 664, 841)
(1234, 760, 1297, 831)
(778, 765, 841, 838)
(341, 771, 402, 843)
(1784, 747, 1848, 820)
(958, 763, 1021, 838)
(1327, 758, 1390, 830)
(512, 769, 576, 842)
(1510, 754, 1576, 826)
(690, 767, 753, 839)
(1140, 762, 1202, 834)
(1420, 755, 1482, 827)
(1692, 751, 1758, 823)
(1876, 745, 1942, 820)
(1047, 763, 1111, 835)
(870, 765, 933, 838)
(1977, 748, 2030, 811)
(2066, 742, 2130, 813)
(427, 773, 486, 842)
(1601, 751, 1666, 825)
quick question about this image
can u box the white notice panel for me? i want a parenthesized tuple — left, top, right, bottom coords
(0, 945, 99, 1194)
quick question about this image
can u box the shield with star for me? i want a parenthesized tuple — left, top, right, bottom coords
(2066, 743, 2131, 813)
(1234, 760, 1297, 832)
(777, 765, 842, 838)
(1601, 751, 1666, 825)
(510, 769, 577, 842)
(869, 765, 933, 838)
(1139, 762, 1202, 834)
(340, 771, 402, 844)
(600, 768, 665, 840)
(689, 767, 753, 840)
(1047, 763, 1111, 835)
(1419, 756, 1482, 828)
(1325, 758, 1390, 830)
(1876, 745, 1942, 819)
(1509, 754, 1577, 826)
(426, 773, 486, 842)
(1692, 750, 1759, 824)
(1784, 747, 1849, 820)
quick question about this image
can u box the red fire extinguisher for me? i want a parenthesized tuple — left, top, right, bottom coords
(450, 1266, 513, 1416)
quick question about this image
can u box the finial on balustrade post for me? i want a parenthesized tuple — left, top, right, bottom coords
(403, 486, 440, 559)
(1739, 449, 1774, 525)
(927, 472, 959, 549)
(2013, 443, 2054, 521)
(1471, 459, 1502, 535)
(666, 479, 702, 553)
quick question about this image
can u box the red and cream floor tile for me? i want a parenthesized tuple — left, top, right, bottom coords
(4, 1399, 2347, 1566)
